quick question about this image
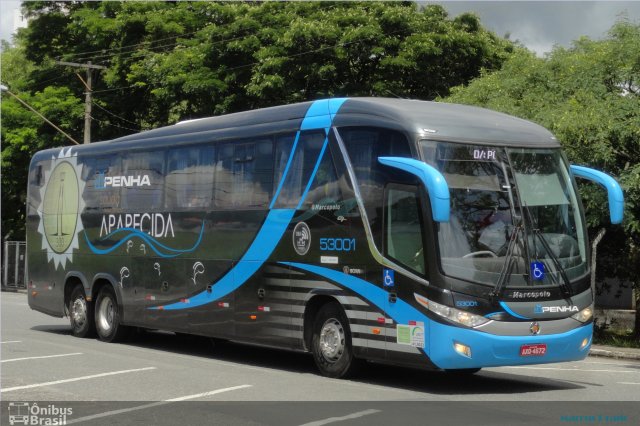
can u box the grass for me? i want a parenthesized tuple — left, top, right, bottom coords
(593, 329, 640, 349)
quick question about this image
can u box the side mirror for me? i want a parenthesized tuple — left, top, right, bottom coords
(378, 157, 450, 222)
(570, 165, 624, 224)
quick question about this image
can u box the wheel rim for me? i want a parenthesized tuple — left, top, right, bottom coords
(98, 296, 115, 334)
(319, 318, 345, 363)
(71, 298, 87, 329)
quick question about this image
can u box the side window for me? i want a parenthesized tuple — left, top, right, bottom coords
(273, 132, 297, 195)
(302, 147, 342, 208)
(27, 160, 47, 215)
(341, 127, 412, 200)
(121, 151, 164, 210)
(384, 185, 426, 275)
(214, 139, 273, 209)
(82, 155, 122, 211)
(272, 130, 326, 208)
(166, 145, 215, 210)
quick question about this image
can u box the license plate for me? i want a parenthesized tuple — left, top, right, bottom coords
(520, 344, 547, 357)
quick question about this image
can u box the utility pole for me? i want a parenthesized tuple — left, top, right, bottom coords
(55, 61, 107, 144)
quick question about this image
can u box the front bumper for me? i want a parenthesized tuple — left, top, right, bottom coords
(428, 320, 592, 370)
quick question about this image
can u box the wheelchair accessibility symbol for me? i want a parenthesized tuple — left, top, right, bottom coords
(383, 269, 395, 287)
(531, 262, 545, 281)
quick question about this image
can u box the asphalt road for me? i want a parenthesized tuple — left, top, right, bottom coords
(2, 291, 639, 425)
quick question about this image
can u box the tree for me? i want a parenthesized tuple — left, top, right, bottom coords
(444, 20, 640, 334)
(2, 1, 517, 241)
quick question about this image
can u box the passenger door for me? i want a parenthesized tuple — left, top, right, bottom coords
(383, 184, 428, 357)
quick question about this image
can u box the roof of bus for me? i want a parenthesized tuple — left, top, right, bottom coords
(35, 98, 560, 159)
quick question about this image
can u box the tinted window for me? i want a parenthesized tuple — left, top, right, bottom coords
(82, 155, 122, 211)
(302, 147, 342, 208)
(214, 139, 273, 209)
(272, 130, 325, 209)
(385, 185, 426, 275)
(341, 127, 412, 200)
(166, 146, 215, 210)
(121, 151, 164, 210)
(339, 127, 412, 245)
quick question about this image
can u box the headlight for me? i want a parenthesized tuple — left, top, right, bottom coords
(571, 304, 593, 323)
(415, 294, 489, 328)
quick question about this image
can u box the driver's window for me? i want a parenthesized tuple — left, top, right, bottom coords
(384, 185, 426, 276)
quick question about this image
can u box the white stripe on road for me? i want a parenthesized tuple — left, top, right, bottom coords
(1, 367, 157, 392)
(618, 382, 640, 385)
(166, 384, 252, 401)
(0, 340, 22, 344)
(65, 385, 253, 424)
(504, 366, 640, 373)
(299, 409, 381, 426)
(2, 353, 83, 363)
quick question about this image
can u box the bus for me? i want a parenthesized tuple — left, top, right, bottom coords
(27, 98, 624, 378)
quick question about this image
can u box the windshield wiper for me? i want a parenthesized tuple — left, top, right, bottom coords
(489, 217, 524, 304)
(522, 203, 573, 299)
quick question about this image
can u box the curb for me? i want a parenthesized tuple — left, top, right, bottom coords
(589, 348, 640, 361)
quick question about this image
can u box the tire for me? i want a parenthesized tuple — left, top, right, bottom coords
(311, 302, 360, 378)
(68, 285, 95, 338)
(95, 286, 130, 342)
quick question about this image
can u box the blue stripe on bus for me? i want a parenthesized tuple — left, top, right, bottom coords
(300, 98, 348, 130)
(269, 131, 301, 209)
(158, 209, 295, 310)
(297, 133, 329, 210)
(151, 98, 348, 310)
(282, 262, 591, 369)
(279, 261, 433, 352)
(499, 301, 532, 320)
(85, 223, 205, 258)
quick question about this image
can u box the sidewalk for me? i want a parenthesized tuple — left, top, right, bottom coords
(589, 344, 640, 361)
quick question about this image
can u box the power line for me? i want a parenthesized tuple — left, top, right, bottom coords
(88, 114, 140, 133)
(56, 3, 341, 65)
(0, 85, 80, 145)
(92, 101, 145, 128)
(89, 32, 400, 95)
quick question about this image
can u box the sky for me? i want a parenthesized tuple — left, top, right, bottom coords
(1, 1, 640, 55)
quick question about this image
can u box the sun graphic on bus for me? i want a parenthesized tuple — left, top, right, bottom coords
(37, 147, 86, 269)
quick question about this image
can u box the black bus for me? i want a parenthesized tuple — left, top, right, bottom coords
(27, 98, 624, 377)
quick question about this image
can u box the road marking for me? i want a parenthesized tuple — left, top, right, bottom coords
(65, 385, 252, 424)
(1, 366, 157, 392)
(504, 366, 639, 374)
(618, 382, 640, 385)
(166, 384, 252, 401)
(299, 409, 381, 426)
(0, 340, 22, 344)
(1, 352, 83, 363)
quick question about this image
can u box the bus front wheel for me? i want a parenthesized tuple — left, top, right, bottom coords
(95, 286, 130, 342)
(68, 285, 95, 338)
(311, 302, 360, 378)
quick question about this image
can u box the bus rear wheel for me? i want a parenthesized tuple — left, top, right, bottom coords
(311, 302, 360, 378)
(68, 285, 95, 338)
(95, 286, 130, 342)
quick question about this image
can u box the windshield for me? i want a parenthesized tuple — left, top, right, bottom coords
(420, 141, 587, 288)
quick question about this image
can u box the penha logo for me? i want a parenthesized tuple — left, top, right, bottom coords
(36, 148, 86, 270)
(535, 304, 579, 314)
(96, 173, 150, 188)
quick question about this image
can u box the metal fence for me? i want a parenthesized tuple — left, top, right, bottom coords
(2, 241, 26, 289)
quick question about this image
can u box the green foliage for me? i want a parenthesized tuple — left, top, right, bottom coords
(444, 20, 640, 318)
(2, 1, 515, 240)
